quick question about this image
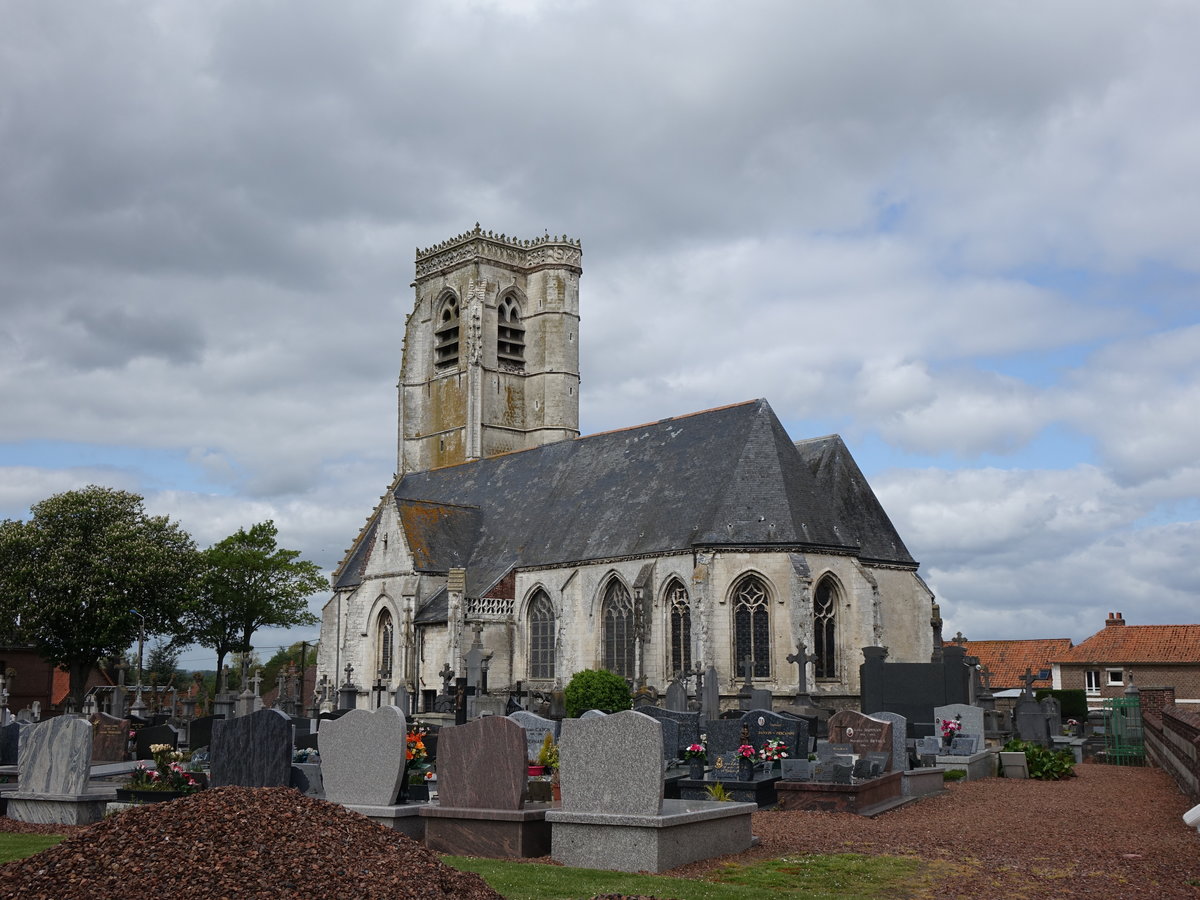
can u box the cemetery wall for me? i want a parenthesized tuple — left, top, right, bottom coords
(1142, 701, 1200, 802)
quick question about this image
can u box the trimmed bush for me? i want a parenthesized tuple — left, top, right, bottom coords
(1002, 739, 1077, 780)
(564, 668, 632, 718)
(1035, 689, 1088, 721)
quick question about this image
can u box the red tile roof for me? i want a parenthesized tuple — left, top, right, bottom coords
(1058, 624, 1200, 665)
(962, 639, 1075, 690)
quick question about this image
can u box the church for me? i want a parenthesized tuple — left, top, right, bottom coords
(317, 226, 935, 712)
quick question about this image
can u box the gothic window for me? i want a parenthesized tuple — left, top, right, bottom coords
(376, 609, 394, 680)
(434, 295, 460, 368)
(496, 294, 525, 367)
(733, 574, 770, 679)
(814, 577, 838, 679)
(528, 590, 556, 680)
(666, 579, 691, 677)
(601, 578, 635, 679)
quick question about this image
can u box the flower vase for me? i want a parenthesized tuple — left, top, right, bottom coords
(738, 758, 755, 781)
(688, 759, 706, 781)
(407, 782, 429, 802)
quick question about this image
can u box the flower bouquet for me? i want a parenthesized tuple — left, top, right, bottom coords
(759, 739, 788, 762)
(123, 744, 203, 797)
(940, 717, 963, 743)
(735, 743, 757, 778)
(683, 743, 707, 763)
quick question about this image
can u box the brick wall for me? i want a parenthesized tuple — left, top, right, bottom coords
(1143, 701, 1200, 801)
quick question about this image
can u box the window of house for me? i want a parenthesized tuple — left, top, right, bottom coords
(496, 294, 525, 367)
(813, 576, 838, 679)
(376, 609, 394, 681)
(434, 295, 460, 368)
(733, 574, 770, 679)
(666, 579, 691, 677)
(601, 579, 635, 679)
(528, 590, 555, 680)
(1107, 668, 1124, 686)
(1085, 670, 1101, 694)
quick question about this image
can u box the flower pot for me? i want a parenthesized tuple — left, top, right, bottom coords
(407, 783, 429, 802)
(688, 760, 706, 781)
(527, 764, 546, 776)
(528, 780, 553, 803)
(738, 758, 755, 781)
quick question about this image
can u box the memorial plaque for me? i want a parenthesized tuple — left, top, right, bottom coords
(827, 710, 893, 770)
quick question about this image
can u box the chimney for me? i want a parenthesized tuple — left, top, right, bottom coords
(1106, 611, 1125, 627)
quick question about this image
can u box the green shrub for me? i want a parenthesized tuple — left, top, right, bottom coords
(942, 769, 967, 781)
(564, 668, 632, 718)
(1002, 739, 1077, 780)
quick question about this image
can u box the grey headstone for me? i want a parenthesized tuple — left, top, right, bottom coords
(933, 704, 984, 739)
(1, 721, 25, 766)
(916, 736, 942, 756)
(320, 706, 407, 806)
(135, 723, 179, 760)
(711, 752, 743, 781)
(705, 719, 745, 756)
(439, 715, 526, 810)
(868, 711, 909, 772)
(950, 734, 980, 756)
(558, 710, 663, 816)
(210, 707, 293, 788)
(665, 679, 687, 712)
(508, 710, 560, 764)
(1015, 696, 1050, 745)
(748, 689, 772, 711)
(18, 717, 92, 795)
(742, 709, 806, 757)
(580, 709, 607, 719)
(701, 666, 720, 724)
(187, 715, 222, 752)
(1040, 695, 1063, 732)
(780, 758, 812, 780)
(852, 758, 874, 780)
(832, 762, 853, 784)
(635, 706, 700, 757)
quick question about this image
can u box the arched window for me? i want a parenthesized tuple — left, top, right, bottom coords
(666, 579, 691, 677)
(601, 578, 635, 679)
(375, 609, 394, 680)
(496, 294, 525, 367)
(434, 295, 460, 368)
(814, 577, 838, 679)
(733, 575, 770, 679)
(528, 590, 556, 680)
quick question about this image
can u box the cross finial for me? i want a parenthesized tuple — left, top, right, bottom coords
(951, 631, 967, 647)
(344, 663, 354, 684)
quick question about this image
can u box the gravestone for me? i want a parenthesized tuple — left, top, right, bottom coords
(320, 706, 407, 807)
(438, 715, 527, 810)
(852, 758, 874, 780)
(665, 679, 687, 712)
(1, 721, 25, 766)
(710, 751, 744, 781)
(916, 736, 942, 757)
(580, 709, 607, 719)
(88, 712, 130, 762)
(701, 665, 720, 724)
(832, 762, 853, 784)
(509, 710, 560, 765)
(558, 710, 662, 816)
(188, 714, 223, 752)
(135, 723, 179, 759)
(705, 719, 745, 756)
(827, 710, 894, 770)
(868, 711, 909, 772)
(210, 707, 293, 788)
(748, 689, 772, 710)
(780, 758, 812, 780)
(933, 704, 984, 741)
(1015, 695, 1050, 746)
(1040, 695, 1063, 734)
(950, 735, 980, 756)
(636, 706, 699, 758)
(18, 717, 92, 795)
(741, 709, 807, 758)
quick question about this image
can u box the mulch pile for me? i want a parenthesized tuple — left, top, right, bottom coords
(0, 787, 500, 900)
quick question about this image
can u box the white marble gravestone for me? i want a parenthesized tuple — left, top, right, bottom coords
(320, 705, 407, 806)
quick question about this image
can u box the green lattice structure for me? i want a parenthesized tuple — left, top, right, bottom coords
(1102, 694, 1145, 766)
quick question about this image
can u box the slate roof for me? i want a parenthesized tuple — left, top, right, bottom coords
(334, 398, 917, 618)
(1057, 624, 1200, 666)
(963, 639, 1075, 689)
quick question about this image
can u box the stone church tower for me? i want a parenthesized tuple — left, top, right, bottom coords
(397, 225, 582, 474)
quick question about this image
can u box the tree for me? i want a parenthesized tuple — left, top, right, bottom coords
(564, 668, 633, 718)
(182, 521, 325, 680)
(146, 639, 184, 685)
(0, 486, 199, 708)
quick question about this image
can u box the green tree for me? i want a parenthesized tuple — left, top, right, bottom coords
(182, 521, 325, 679)
(564, 668, 633, 717)
(145, 639, 183, 684)
(259, 640, 318, 699)
(0, 486, 199, 708)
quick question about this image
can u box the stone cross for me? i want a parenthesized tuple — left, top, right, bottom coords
(439, 663, 455, 693)
(786, 643, 809, 694)
(1020, 666, 1037, 698)
(343, 663, 355, 687)
(251, 670, 263, 697)
(740, 655, 754, 689)
(219, 664, 231, 694)
(951, 631, 968, 647)
(980, 665, 993, 693)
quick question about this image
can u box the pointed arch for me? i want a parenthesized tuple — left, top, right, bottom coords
(664, 577, 691, 677)
(375, 607, 395, 681)
(731, 572, 771, 679)
(496, 291, 525, 367)
(527, 588, 556, 680)
(813, 574, 840, 680)
(434, 291, 460, 368)
(601, 575, 635, 679)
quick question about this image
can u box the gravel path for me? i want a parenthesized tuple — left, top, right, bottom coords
(2, 765, 1197, 898)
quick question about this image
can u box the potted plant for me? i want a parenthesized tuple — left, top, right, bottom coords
(403, 726, 428, 803)
(736, 743, 757, 780)
(117, 743, 204, 802)
(683, 742, 707, 780)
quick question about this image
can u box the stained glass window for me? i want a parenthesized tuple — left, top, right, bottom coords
(601, 579, 635, 679)
(814, 578, 838, 679)
(667, 580, 691, 676)
(733, 575, 770, 679)
(528, 590, 555, 680)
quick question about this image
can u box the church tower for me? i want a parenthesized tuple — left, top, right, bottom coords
(397, 225, 582, 474)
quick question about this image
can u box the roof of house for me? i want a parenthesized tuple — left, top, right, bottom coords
(1057, 624, 1200, 666)
(962, 639, 1075, 690)
(334, 399, 916, 619)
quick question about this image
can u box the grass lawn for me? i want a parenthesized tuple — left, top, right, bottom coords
(446, 852, 946, 899)
(0, 833, 67, 863)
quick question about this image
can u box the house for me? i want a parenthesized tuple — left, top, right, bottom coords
(1054, 612, 1200, 707)
(316, 227, 937, 712)
(961, 638, 1075, 692)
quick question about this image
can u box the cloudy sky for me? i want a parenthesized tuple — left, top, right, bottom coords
(3, 1, 1198, 671)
